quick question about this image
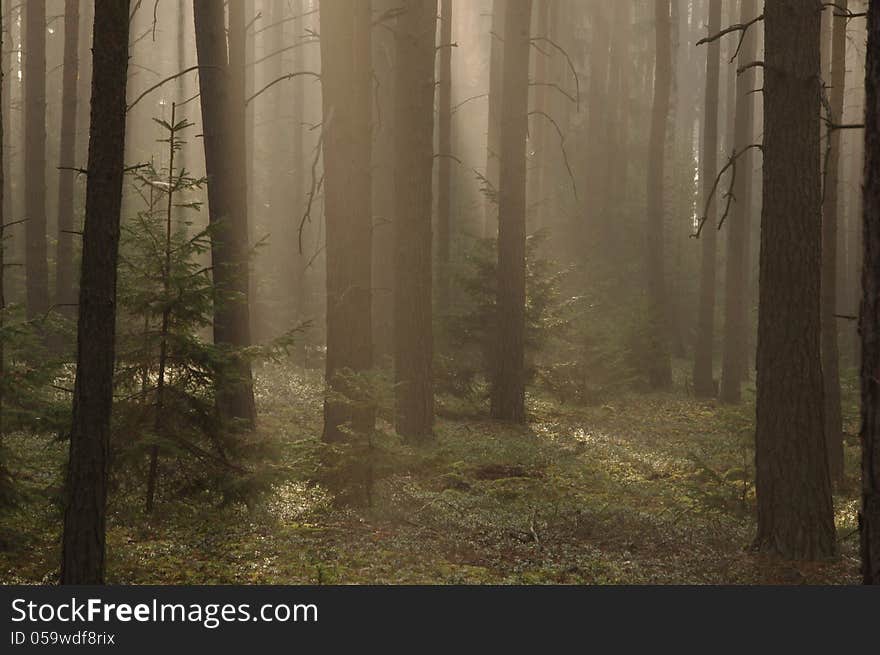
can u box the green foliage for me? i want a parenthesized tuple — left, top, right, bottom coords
(437, 230, 575, 403)
(112, 115, 288, 511)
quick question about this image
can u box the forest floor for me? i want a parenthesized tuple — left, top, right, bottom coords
(0, 362, 863, 585)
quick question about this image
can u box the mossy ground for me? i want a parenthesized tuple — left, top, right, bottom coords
(0, 362, 862, 584)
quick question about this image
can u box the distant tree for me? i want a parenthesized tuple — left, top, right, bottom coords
(720, 0, 760, 404)
(437, 0, 454, 313)
(394, 0, 436, 438)
(821, 1, 848, 484)
(491, 0, 532, 423)
(193, 0, 257, 427)
(484, 0, 506, 238)
(585, 3, 610, 247)
(754, 0, 836, 560)
(320, 0, 374, 442)
(61, 0, 131, 584)
(860, 0, 880, 586)
(55, 0, 80, 320)
(645, 0, 673, 390)
(693, 0, 721, 397)
(24, 0, 48, 319)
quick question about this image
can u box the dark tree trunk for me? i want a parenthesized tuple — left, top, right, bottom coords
(490, 0, 531, 423)
(320, 0, 374, 442)
(60, 0, 131, 585)
(606, 0, 631, 229)
(645, 0, 673, 390)
(754, 0, 836, 560)
(821, 0, 847, 484)
(484, 0, 505, 238)
(720, 0, 759, 404)
(436, 0, 453, 313)
(860, 0, 880, 585)
(693, 0, 721, 397)
(393, 0, 435, 439)
(55, 0, 80, 320)
(193, 0, 256, 427)
(24, 0, 48, 320)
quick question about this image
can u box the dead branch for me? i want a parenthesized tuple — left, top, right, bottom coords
(528, 110, 578, 201)
(692, 144, 763, 238)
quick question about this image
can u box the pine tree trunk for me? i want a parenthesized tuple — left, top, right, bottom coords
(527, 0, 549, 234)
(320, 0, 374, 442)
(55, 0, 80, 321)
(645, 0, 673, 390)
(193, 0, 256, 427)
(720, 0, 759, 404)
(484, 0, 505, 238)
(60, 0, 131, 585)
(585, 3, 610, 248)
(859, 0, 880, 586)
(437, 0, 453, 314)
(693, 0, 721, 397)
(371, 0, 397, 363)
(393, 0, 436, 439)
(490, 0, 531, 423)
(24, 0, 48, 320)
(754, 0, 836, 560)
(821, 0, 847, 484)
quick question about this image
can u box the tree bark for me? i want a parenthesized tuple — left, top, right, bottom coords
(860, 0, 880, 585)
(394, 0, 436, 439)
(484, 0, 505, 238)
(55, 0, 80, 321)
(754, 0, 836, 560)
(490, 0, 532, 423)
(193, 0, 257, 427)
(24, 0, 48, 320)
(437, 0, 453, 314)
(60, 0, 131, 585)
(720, 0, 759, 404)
(821, 0, 847, 484)
(320, 0, 374, 442)
(645, 0, 673, 390)
(693, 0, 722, 397)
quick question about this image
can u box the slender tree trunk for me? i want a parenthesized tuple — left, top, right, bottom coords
(490, 0, 531, 423)
(437, 0, 453, 314)
(585, 3, 610, 248)
(193, 0, 256, 427)
(320, 0, 374, 442)
(720, 0, 759, 404)
(861, 0, 880, 584)
(0, 1, 5, 440)
(754, 0, 836, 560)
(821, 0, 847, 484)
(372, 0, 397, 362)
(24, 0, 48, 320)
(606, 0, 631, 232)
(693, 0, 722, 397)
(60, 0, 131, 585)
(393, 0, 436, 439)
(645, 0, 673, 390)
(527, 0, 549, 233)
(55, 0, 80, 320)
(484, 0, 505, 238)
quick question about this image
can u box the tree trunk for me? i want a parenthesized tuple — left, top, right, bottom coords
(720, 0, 759, 404)
(860, 0, 880, 585)
(585, 3, 610, 248)
(821, 0, 847, 484)
(55, 0, 80, 321)
(193, 0, 256, 427)
(372, 0, 397, 363)
(645, 0, 673, 390)
(24, 0, 48, 320)
(320, 0, 374, 442)
(60, 0, 131, 585)
(527, 0, 549, 234)
(754, 0, 836, 560)
(394, 0, 436, 439)
(437, 0, 453, 314)
(490, 0, 531, 423)
(693, 0, 721, 397)
(484, 0, 505, 238)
